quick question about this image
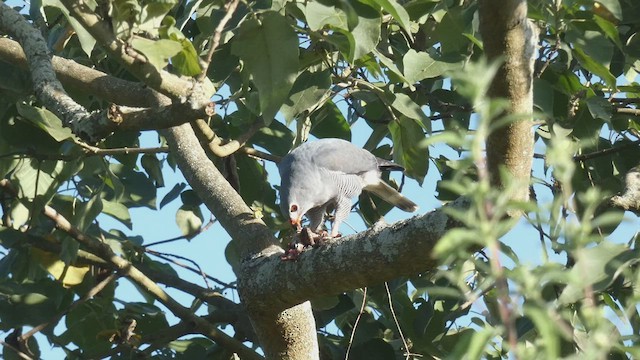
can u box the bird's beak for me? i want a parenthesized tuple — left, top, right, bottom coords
(289, 217, 302, 232)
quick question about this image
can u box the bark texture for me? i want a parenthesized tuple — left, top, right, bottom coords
(479, 0, 537, 204)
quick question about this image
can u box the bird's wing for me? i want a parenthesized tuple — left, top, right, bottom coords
(306, 139, 378, 175)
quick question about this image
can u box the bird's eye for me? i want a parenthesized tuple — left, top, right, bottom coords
(290, 204, 298, 212)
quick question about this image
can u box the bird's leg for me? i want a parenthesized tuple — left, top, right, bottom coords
(306, 206, 327, 234)
(330, 197, 351, 237)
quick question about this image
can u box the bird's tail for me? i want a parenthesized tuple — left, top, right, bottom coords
(365, 182, 418, 212)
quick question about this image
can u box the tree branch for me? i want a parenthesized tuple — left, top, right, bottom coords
(191, 118, 266, 158)
(198, 0, 241, 81)
(37, 204, 262, 359)
(479, 0, 537, 205)
(240, 198, 468, 312)
(0, 3, 106, 143)
(57, 0, 194, 100)
(0, 38, 155, 107)
(162, 123, 320, 359)
(610, 166, 640, 213)
(614, 107, 640, 116)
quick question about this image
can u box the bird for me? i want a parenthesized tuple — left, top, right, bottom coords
(278, 138, 418, 237)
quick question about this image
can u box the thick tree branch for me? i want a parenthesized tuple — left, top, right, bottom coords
(98, 102, 215, 138)
(0, 38, 154, 107)
(479, 0, 537, 204)
(240, 199, 467, 312)
(0, 3, 106, 143)
(610, 166, 640, 213)
(162, 123, 320, 359)
(0, 28, 213, 141)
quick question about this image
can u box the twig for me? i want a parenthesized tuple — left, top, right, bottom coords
(75, 141, 170, 156)
(191, 118, 264, 158)
(533, 139, 640, 162)
(614, 107, 640, 116)
(198, 0, 241, 81)
(345, 287, 367, 360)
(145, 249, 214, 290)
(36, 203, 262, 359)
(19, 273, 118, 342)
(0, 145, 170, 163)
(143, 216, 217, 247)
(0, 339, 32, 360)
(243, 146, 281, 163)
(574, 139, 640, 161)
(26, 159, 42, 231)
(384, 282, 414, 359)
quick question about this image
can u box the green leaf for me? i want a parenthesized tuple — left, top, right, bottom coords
(16, 103, 75, 142)
(61, 299, 116, 356)
(138, 0, 177, 36)
(3, 334, 40, 360)
(433, 228, 479, 257)
(281, 69, 332, 123)
(110, 164, 156, 208)
(373, 49, 412, 86)
(524, 306, 560, 359)
(171, 37, 203, 76)
(348, 0, 382, 61)
(180, 189, 203, 207)
(585, 96, 613, 121)
(102, 199, 132, 229)
(305, 0, 381, 61)
(236, 156, 279, 215)
(533, 78, 555, 117)
(250, 119, 295, 157)
(305, 1, 349, 31)
(465, 327, 498, 360)
(593, 14, 623, 48)
(365, 0, 412, 36)
(43, 0, 97, 56)
(231, 12, 299, 123)
(11, 159, 76, 218)
(388, 115, 429, 184)
(389, 92, 430, 128)
(349, 338, 395, 359)
(326, 30, 356, 62)
(310, 101, 351, 141)
(573, 47, 616, 89)
(559, 242, 638, 304)
(596, 0, 623, 21)
(0, 279, 70, 329)
(160, 21, 203, 76)
(175, 205, 203, 236)
(402, 49, 455, 83)
(131, 38, 183, 70)
(160, 182, 187, 209)
(72, 194, 103, 232)
(141, 153, 164, 187)
(31, 247, 89, 287)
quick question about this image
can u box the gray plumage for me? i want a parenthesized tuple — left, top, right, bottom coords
(278, 138, 418, 237)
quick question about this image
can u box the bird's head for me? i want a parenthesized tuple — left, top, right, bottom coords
(280, 190, 307, 232)
(287, 203, 303, 231)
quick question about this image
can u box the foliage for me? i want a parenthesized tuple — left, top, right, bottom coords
(0, 0, 639, 358)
